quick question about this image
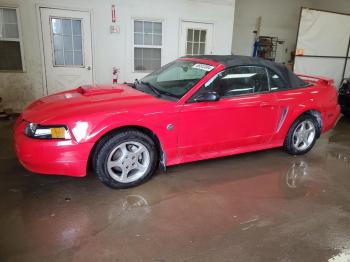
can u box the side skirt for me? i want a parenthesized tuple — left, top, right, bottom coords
(167, 142, 284, 167)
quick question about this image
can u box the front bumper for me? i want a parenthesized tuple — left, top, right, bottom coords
(13, 118, 94, 177)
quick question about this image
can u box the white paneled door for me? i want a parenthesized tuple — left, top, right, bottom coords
(180, 21, 213, 56)
(40, 8, 93, 95)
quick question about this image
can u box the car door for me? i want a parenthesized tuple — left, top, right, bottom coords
(178, 66, 279, 161)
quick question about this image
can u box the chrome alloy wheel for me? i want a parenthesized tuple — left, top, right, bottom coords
(292, 120, 316, 151)
(106, 141, 150, 183)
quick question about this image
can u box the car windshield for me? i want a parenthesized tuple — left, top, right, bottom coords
(140, 60, 215, 100)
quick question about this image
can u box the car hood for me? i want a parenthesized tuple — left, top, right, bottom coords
(22, 84, 169, 124)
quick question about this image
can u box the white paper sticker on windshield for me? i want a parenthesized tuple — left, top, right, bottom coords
(192, 63, 214, 71)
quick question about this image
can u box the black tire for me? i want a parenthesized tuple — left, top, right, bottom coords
(93, 129, 158, 189)
(284, 114, 320, 155)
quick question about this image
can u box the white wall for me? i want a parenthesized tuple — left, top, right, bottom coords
(313, 0, 350, 13)
(0, 0, 235, 112)
(119, 0, 235, 82)
(232, 0, 313, 64)
(0, 1, 45, 112)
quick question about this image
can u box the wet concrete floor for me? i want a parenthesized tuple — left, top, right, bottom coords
(1, 118, 350, 262)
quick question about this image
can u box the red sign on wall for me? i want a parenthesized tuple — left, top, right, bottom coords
(111, 5, 116, 23)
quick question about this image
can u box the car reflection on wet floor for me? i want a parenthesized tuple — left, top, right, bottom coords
(1, 117, 350, 261)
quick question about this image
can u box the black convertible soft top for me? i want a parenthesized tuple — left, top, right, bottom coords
(183, 55, 308, 88)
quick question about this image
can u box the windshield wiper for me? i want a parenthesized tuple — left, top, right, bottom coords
(128, 79, 139, 89)
(141, 81, 161, 97)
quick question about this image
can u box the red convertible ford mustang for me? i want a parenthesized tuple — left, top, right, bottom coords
(14, 55, 340, 188)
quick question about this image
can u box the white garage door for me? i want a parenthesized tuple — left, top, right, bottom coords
(294, 8, 350, 87)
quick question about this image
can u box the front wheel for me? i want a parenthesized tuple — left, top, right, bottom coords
(284, 115, 320, 155)
(93, 130, 158, 189)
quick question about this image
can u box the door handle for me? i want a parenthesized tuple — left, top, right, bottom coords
(260, 102, 272, 107)
(260, 102, 276, 110)
(87, 66, 92, 70)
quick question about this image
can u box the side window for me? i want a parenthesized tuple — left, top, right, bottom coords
(268, 69, 287, 91)
(198, 66, 269, 98)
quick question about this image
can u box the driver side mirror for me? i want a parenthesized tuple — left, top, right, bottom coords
(193, 91, 220, 102)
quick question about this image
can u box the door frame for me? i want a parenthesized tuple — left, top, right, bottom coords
(36, 3, 95, 96)
(178, 18, 215, 57)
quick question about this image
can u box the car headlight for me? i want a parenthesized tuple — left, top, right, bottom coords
(24, 123, 71, 140)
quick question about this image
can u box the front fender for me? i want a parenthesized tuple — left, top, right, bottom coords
(68, 109, 179, 166)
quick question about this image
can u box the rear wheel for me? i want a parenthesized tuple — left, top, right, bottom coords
(284, 115, 319, 155)
(93, 130, 158, 189)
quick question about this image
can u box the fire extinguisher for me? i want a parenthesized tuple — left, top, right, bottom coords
(112, 67, 120, 84)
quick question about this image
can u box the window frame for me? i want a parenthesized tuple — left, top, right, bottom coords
(266, 68, 312, 92)
(49, 16, 85, 68)
(189, 65, 271, 102)
(266, 68, 289, 92)
(185, 28, 207, 56)
(132, 18, 163, 73)
(0, 6, 25, 72)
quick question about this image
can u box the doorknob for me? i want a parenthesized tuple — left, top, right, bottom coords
(260, 102, 275, 108)
(260, 102, 271, 107)
(87, 66, 92, 70)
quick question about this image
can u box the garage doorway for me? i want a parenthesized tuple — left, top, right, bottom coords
(294, 8, 350, 87)
(40, 8, 93, 95)
(180, 21, 213, 56)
